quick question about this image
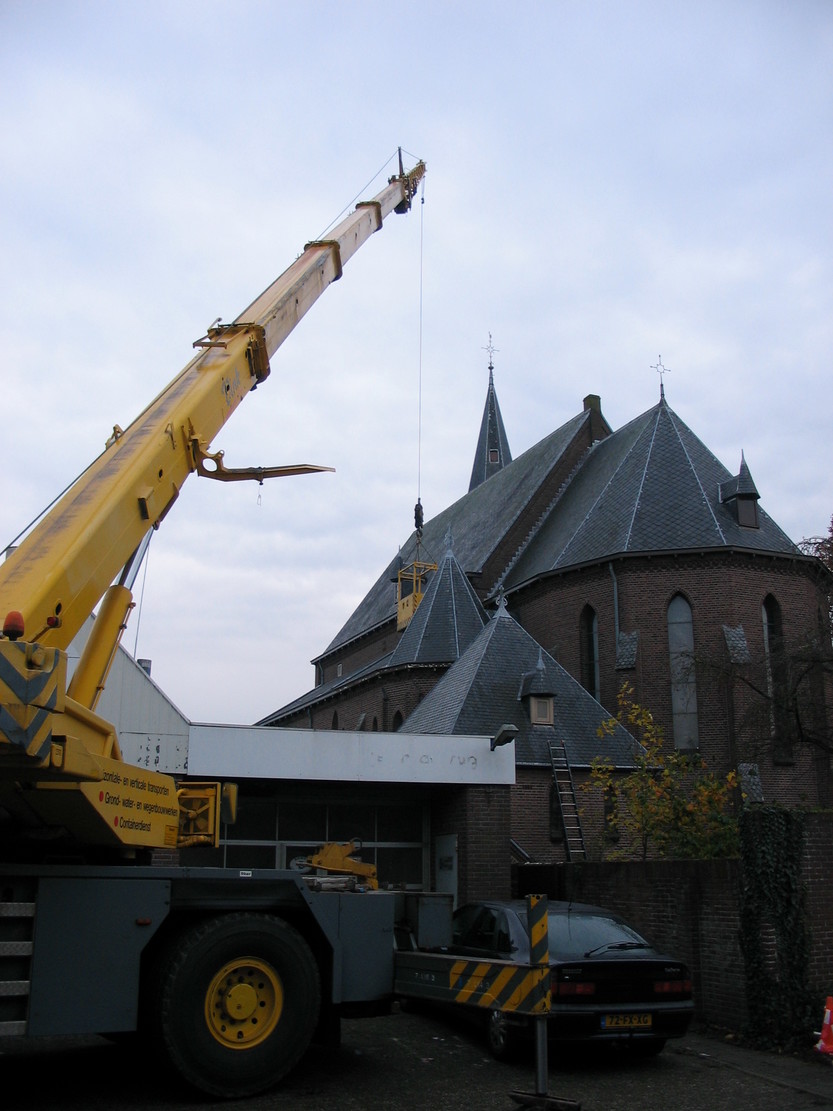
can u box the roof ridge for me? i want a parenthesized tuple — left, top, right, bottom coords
(624, 404, 661, 549)
(449, 557, 460, 658)
(489, 423, 595, 597)
(551, 410, 655, 565)
(664, 406, 727, 544)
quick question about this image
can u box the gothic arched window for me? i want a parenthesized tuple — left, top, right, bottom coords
(762, 594, 793, 763)
(579, 604, 600, 702)
(667, 594, 698, 750)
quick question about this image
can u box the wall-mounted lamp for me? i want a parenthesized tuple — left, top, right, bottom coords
(491, 724, 519, 751)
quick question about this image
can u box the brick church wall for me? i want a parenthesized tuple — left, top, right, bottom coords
(515, 810, 833, 1032)
(512, 552, 830, 806)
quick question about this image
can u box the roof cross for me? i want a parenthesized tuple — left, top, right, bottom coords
(651, 355, 671, 397)
(483, 333, 499, 372)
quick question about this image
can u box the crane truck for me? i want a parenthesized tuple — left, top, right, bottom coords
(0, 157, 430, 1098)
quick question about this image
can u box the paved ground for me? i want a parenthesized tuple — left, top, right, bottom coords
(2, 1011, 832, 1110)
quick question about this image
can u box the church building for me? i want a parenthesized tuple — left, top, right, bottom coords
(261, 360, 833, 866)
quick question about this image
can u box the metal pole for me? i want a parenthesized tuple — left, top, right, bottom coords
(534, 1014, 549, 1096)
(509, 895, 582, 1111)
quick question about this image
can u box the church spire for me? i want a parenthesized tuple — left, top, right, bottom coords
(468, 336, 512, 492)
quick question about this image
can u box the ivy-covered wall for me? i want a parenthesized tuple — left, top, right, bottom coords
(738, 808, 815, 1048)
(514, 809, 833, 1045)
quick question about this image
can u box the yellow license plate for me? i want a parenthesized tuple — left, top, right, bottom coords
(602, 1013, 652, 1029)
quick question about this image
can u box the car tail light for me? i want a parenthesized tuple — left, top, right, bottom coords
(552, 973, 596, 997)
(653, 978, 692, 995)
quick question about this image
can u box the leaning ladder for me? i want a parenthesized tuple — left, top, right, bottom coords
(549, 740, 586, 861)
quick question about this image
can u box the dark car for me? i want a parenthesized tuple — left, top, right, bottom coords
(445, 899, 694, 1059)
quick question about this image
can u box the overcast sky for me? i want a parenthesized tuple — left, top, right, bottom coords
(2, 1, 831, 726)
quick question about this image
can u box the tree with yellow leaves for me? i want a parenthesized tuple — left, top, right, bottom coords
(584, 683, 739, 860)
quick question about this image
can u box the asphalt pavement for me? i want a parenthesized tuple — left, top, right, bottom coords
(2, 1011, 832, 1110)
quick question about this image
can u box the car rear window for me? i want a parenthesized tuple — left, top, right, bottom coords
(547, 912, 648, 958)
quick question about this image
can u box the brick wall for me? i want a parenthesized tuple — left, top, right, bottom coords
(321, 624, 400, 684)
(512, 552, 830, 805)
(511, 768, 562, 862)
(511, 766, 613, 864)
(434, 786, 512, 904)
(514, 810, 833, 1032)
(274, 666, 446, 732)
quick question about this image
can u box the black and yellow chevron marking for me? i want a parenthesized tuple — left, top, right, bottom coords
(395, 951, 551, 1015)
(0, 641, 64, 760)
(527, 893, 550, 967)
(448, 958, 550, 1014)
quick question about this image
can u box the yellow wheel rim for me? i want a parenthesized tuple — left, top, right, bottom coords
(205, 957, 283, 1049)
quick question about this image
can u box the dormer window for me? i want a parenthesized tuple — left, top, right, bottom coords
(531, 695, 554, 725)
(519, 649, 555, 725)
(719, 454, 761, 529)
(736, 496, 759, 529)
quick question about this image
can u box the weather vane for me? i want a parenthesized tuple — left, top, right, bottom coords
(483, 333, 499, 371)
(651, 355, 671, 396)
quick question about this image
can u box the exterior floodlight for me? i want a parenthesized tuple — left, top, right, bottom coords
(491, 724, 519, 751)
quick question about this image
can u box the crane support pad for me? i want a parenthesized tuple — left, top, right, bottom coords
(395, 951, 550, 1015)
(0, 641, 65, 760)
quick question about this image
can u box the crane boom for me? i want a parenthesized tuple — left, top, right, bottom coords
(0, 157, 425, 854)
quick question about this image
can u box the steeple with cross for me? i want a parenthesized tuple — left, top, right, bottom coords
(651, 355, 671, 399)
(469, 336, 512, 492)
(483, 332, 498, 375)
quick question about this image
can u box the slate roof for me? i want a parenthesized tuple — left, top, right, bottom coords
(719, 452, 760, 502)
(401, 600, 639, 769)
(502, 395, 799, 592)
(321, 409, 592, 657)
(258, 546, 486, 725)
(389, 546, 488, 666)
(469, 367, 512, 492)
(257, 651, 393, 725)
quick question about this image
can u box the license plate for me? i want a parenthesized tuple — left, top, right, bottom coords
(601, 1013, 652, 1029)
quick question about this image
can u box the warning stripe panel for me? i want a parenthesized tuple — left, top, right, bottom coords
(449, 958, 548, 1013)
(0, 644, 64, 708)
(0, 642, 63, 759)
(395, 952, 550, 1015)
(0, 704, 54, 761)
(527, 894, 550, 967)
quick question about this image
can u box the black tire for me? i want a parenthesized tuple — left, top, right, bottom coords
(486, 1008, 519, 1061)
(154, 913, 320, 1099)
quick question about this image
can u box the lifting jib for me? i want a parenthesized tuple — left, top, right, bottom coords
(0, 155, 425, 855)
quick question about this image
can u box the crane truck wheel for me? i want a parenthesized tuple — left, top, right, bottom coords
(486, 1008, 520, 1061)
(154, 912, 321, 1099)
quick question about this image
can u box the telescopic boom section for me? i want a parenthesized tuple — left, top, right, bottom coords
(0, 159, 425, 653)
(0, 158, 425, 851)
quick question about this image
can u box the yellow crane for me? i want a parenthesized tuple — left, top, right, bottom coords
(0, 155, 425, 855)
